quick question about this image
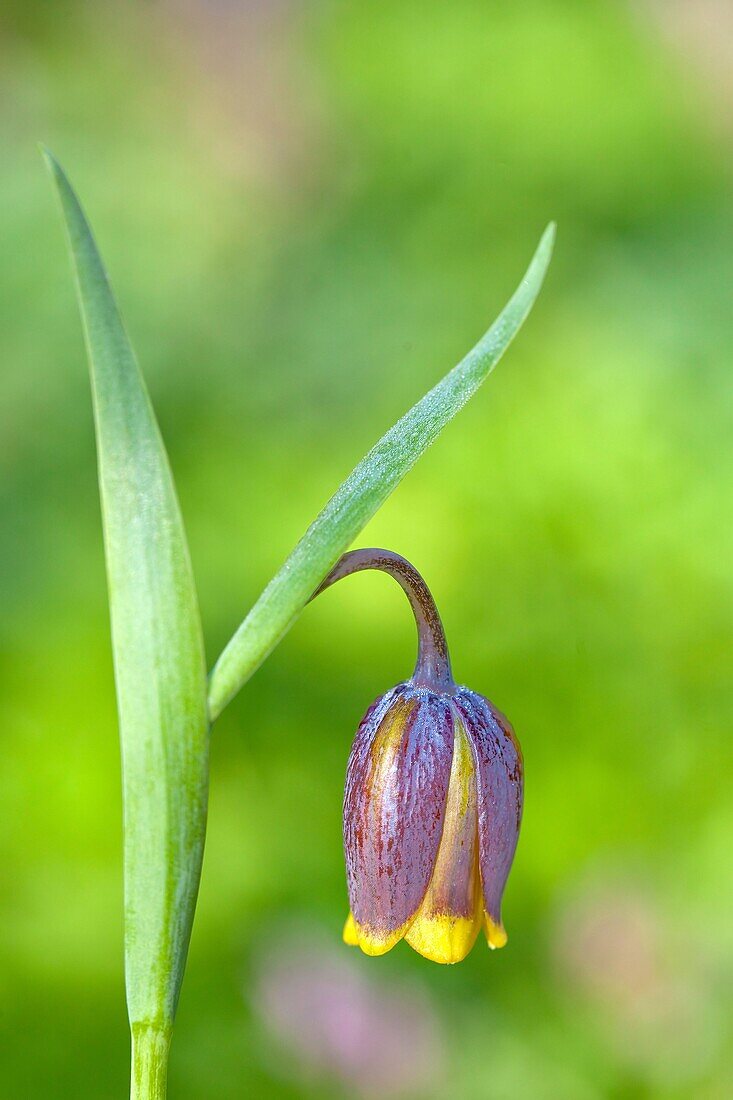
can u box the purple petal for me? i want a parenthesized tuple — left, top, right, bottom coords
(453, 690, 523, 925)
(343, 686, 454, 943)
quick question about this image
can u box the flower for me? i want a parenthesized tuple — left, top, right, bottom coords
(316, 549, 523, 965)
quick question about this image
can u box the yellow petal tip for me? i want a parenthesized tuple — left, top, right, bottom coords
(343, 912, 359, 947)
(484, 914, 508, 950)
(355, 930, 401, 956)
(343, 912, 405, 956)
(405, 912, 480, 964)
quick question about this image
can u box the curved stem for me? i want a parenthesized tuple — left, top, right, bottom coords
(313, 549, 453, 691)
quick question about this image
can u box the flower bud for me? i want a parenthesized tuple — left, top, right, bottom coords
(316, 550, 523, 965)
(342, 681, 521, 963)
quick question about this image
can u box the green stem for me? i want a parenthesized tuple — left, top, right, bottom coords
(130, 1025, 171, 1100)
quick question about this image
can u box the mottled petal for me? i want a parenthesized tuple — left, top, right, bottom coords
(454, 691, 523, 942)
(344, 687, 454, 955)
(405, 718, 482, 964)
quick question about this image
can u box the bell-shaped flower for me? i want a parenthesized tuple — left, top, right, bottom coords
(316, 550, 523, 965)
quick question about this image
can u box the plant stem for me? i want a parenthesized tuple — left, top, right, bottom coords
(130, 1025, 171, 1100)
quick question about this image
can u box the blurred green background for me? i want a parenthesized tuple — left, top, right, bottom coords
(1, 1, 732, 1096)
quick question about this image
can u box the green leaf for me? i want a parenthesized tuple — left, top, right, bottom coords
(43, 151, 209, 1051)
(208, 223, 555, 720)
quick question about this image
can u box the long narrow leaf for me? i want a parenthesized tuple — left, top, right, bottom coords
(208, 224, 555, 720)
(44, 152, 209, 1053)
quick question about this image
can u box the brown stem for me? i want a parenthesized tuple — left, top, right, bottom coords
(312, 549, 453, 691)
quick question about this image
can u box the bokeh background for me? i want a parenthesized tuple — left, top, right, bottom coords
(1, 1, 732, 1096)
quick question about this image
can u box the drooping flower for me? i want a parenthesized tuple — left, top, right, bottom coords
(316, 549, 523, 965)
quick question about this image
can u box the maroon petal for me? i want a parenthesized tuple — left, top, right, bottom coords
(453, 690, 523, 928)
(343, 685, 454, 951)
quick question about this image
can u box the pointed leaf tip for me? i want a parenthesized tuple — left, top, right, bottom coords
(208, 223, 555, 719)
